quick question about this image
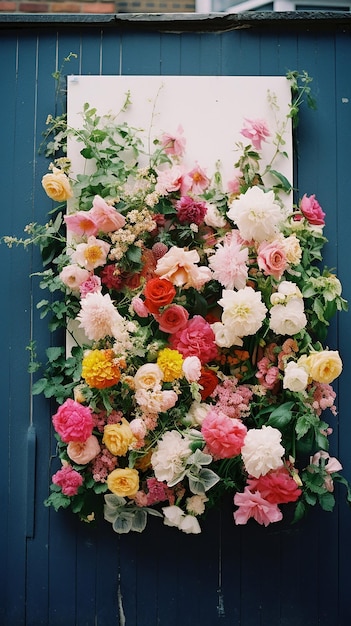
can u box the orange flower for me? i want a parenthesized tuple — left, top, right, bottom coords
(81, 349, 121, 389)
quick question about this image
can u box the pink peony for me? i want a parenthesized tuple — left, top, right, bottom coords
(175, 196, 208, 225)
(154, 304, 189, 333)
(247, 467, 302, 504)
(169, 315, 218, 364)
(156, 166, 183, 193)
(233, 488, 283, 526)
(209, 232, 249, 290)
(201, 410, 247, 459)
(52, 465, 83, 496)
(257, 240, 288, 280)
(240, 118, 270, 150)
(90, 194, 126, 232)
(52, 398, 94, 443)
(300, 194, 325, 225)
(64, 212, 98, 237)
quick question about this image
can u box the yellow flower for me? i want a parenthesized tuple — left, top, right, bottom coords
(107, 468, 139, 497)
(307, 350, 342, 384)
(103, 419, 135, 456)
(82, 349, 121, 389)
(157, 348, 184, 382)
(42, 168, 73, 202)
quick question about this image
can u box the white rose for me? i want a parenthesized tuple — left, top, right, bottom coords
(283, 361, 309, 392)
(186, 401, 211, 426)
(211, 321, 243, 348)
(182, 356, 202, 382)
(269, 298, 307, 336)
(204, 203, 227, 228)
(162, 505, 185, 527)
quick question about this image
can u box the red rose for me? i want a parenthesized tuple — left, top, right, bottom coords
(143, 277, 176, 314)
(198, 367, 219, 400)
(154, 304, 189, 334)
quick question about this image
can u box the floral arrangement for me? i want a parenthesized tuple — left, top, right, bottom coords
(7, 71, 350, 534)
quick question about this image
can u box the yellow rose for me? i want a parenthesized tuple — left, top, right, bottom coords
(42, 168, 73, 202)
(107, 468, 139, 497)
(102, 419, 135, 456)
(307, 350, 343, 384)
(134, 363, 163, 390)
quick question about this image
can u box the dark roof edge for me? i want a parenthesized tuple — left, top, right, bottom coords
(0, 11, 351, 32)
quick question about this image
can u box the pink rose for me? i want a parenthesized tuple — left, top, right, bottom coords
(67, 435, 101, 464)
(52, 465, 83, 496)
(300, 194, 325, 225)
(90, 195, 126, 232)
(59, 265, 90, 291)
(52, 398, 94, 443)
(169, 315, 218, 364)
(155, 246, 212, 290)
(79, 274, 102, 298)
(257, 240, 288, 280)
(182, 356, 202, 382)
(154, 304, 189, 333)
(132, 296, 150, 318)
(201, 410, 247, 459)
(240, 118, 270, 150)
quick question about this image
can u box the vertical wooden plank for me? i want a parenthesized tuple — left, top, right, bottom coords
(101, 30, 123, 75)
(120, 31, 162, 75)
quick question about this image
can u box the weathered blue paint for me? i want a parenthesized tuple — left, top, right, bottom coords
(1, 13, 351, 625)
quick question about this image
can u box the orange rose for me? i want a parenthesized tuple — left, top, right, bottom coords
(42, 168, 73, 202)
(143, 277, 176, 314)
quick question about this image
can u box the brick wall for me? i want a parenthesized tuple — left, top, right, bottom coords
(0, 0, 196, 12)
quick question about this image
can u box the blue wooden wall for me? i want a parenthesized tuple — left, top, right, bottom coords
(1, 12, 351, 625)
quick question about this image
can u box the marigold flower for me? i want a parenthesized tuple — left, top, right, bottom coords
(157, 348, 184, 382)
(82, 349, 121, 389)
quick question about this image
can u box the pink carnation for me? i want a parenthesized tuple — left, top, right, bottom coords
(257, 240, 288, 281)
(201, 410, 247, 459)
(247, 467, 302, 504)
(52, 398, 94, 443)
(52, 465, 83, 496)
(209, 232, 249, 290)
(169, 315, 218, 364)
(79, 274, 102, 298)
(175, 196, 208, 225)
(240, 118, 270, 150)
(300, 194, 325, 226)
(233, 487, 283, 526)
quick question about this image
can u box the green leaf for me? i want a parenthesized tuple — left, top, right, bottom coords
(269, 169, 292, 193)
(267, 402, 294, 429)
(319, 491, 335, 512)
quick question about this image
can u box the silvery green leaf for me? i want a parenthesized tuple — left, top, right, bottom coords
(112, 512, 134, 534)
(187, 448, 212, 467)
(130, 509, 147, 533)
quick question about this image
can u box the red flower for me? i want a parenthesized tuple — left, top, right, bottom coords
(198, 367, 219, 400)
(247, 467, 302, 504)
(144, 277, 176, 314)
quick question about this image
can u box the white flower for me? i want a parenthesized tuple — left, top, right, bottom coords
(204, 203, 227, 228)
(227, 187, 283, 242)
(186, 494, 208, 515)
(151, 431, 192, 485)
(77, 292, 124, 341)
(277, 280, 303, 299)
(211, 321, 243, 348)
(218, 286, 267, 339)
(283, 360, 309, 392)
(182, 356, 202, 382)
(269, 298, 307, 336)
(179, 515, 201, 534)
(162, 505, 185, 527)
(241, 425, 285, 478)
(185, 401, 211, 426)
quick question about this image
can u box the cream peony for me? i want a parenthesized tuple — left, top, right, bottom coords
(241, 425, 285, 478)
(227, 186, 283, 243)
(269, 298, 307, 336)
(283, 360, 309, 392)
(155, 246, 212, 289)
(218, 286, 267, 340)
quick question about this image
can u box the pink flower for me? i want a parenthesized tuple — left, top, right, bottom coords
(72, 236, 110, 271)
(160, 125, 186, 157)
(311, 451, 342, 492)
(52, 465, 83, 496)
(67, 435, 101, 464)
(146, 477, 174, 506)
(64, 212, 98, 237)
(181, 163, 210, 195)
(156, 166, 183, 193)
(155, 246, 212, 290)
(300, 194, 325, 225)
(257, 240, 288, 280)
(52, 398, 94, 443)
(77, 291, 125, 341)
(182, 356, 202, 383)
(240, 118, 270, 150)
(79, 274, 102, 298)
(247, 467, 302, 504)
(154, 304, 189, 333)
(233, 488, 283, 526)
(209, 232, 249, 290)
(132, 296, 150, 318)
(175, 196, 208, 225)
(201, 410, 247, 459)
(90, 195, 126, 232)
(59, 264, 90, 291)
(169, 315, 218, 364)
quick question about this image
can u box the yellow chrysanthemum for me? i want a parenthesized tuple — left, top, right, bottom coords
(157, 348, 184, 382)
(82, 349, 121, 389)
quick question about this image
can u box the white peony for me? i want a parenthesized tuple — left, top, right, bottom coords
(151, 430, 192, 485)
(241, 425, 285, 478)
(219, 286, 267, 339)
(283, 360, 309, 392)
(227, 186, 283, 243)
(211, 321, 243, 348)
(269, 298, 307, 336)
(77, 291, 124, 341)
